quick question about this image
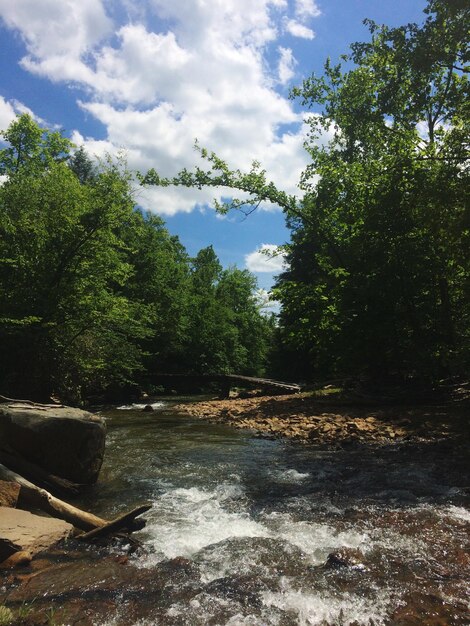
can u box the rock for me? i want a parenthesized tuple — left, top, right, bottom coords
(0, 506, 73, 563)
(324, 548, 366, 570)
(0, 537, 21, 562)
(1, 550, 32, 569)
(0, 403, 106, 484)
(142, 405, 154, 412)
(0, 479, 20, 507)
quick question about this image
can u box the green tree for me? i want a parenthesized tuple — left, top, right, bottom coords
(119, 210, 191, 375)
(182, 247, 272, 375)
(0, 113, 71, 175)
(140, 0, 469, 382)
(0, 115, 152, 401)
(0, 114, 272, 402)
(277, 0, 469, 380)
(217, 268, 273, 375)
(69, 146, 97, 184)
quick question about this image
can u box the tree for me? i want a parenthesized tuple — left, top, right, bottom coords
(118, 210, 191, 375)
(276, 0, 469, 380)
(69, 146, 97, 184)
(0, 113, 71, 175)
(0, 116, 152, 401)
(1, 115, 273, 401)
(182, 247, 272, 375)
(140, 0, 469, 382)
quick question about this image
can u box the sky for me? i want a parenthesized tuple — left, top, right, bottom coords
(0, 0, 428, 295)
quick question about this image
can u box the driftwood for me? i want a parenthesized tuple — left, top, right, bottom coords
(0, 448, 82, 496)
(0, 394, 65, 408)
(0, 464, 151, 543)
(77, 505, 152, 542)
(0, 463, 105, 531)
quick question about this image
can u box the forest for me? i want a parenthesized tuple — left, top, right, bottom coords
(0, 117, 274, 403)
(0, 0, 468, 404)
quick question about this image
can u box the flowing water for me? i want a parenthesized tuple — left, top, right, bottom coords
(6, 399, 470, 625)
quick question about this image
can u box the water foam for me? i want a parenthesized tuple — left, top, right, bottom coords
(117, 402, 165, 410)
(445, 505, 470, 522)
(142, 484, 269, 564)
(263, 578, 391, 626)
(263, 511, 370, 564)
(271, 469, 310, 483)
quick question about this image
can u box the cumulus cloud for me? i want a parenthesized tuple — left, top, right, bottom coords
(0, 0, 322, 215)
(254, 287, 280, 313)
(0, 96, 53, 136)
(285, 19, 315, 39)
(0, 0, 111, 63)
(0, 97, 18, 133)
(295, 0, 321, 19)
(278, 47, 297, 84)
(245, 244, 288, 273)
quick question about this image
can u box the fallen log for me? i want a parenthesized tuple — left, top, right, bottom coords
(0, 464, 151, 543)
(0, 395, 65, 408)
(77, 505, 152, 542)
(0, 463, 105, 531)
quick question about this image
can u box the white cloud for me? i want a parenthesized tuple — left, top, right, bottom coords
(0, 96, 53, 136)
(0, 0, 323, 215)
(254, 287, 279, 313)
(0, 97, 18, 133)
(0, 0, 111, 60)
(295, 0, 321, 19)
(278, 47, 297, 84)
(285, 19, 315, 39)
(245, 244, 288, 273)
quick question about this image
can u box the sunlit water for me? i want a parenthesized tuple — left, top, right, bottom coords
(52, 400, 470, 624)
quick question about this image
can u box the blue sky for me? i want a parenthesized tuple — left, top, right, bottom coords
(0, 0, 427, 294)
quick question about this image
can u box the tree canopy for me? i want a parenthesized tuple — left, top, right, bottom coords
(0, 115, 273, 402)
(140, 0, 469, 383)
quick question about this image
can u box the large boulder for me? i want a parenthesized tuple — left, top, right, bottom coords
(0, 403, 106, 484)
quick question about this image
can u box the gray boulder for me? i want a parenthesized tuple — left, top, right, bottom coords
(0, 404, 106, 484)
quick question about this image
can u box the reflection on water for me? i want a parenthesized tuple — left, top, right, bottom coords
(57, 400, 470, 624)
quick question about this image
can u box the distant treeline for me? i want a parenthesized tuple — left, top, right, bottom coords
(0, 115, 274, 403)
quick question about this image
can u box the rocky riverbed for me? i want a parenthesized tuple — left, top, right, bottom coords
(174, 392, 468, 446)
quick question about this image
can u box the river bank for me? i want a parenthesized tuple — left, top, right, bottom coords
(174, 392, 469, 446)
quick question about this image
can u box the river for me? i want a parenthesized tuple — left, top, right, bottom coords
(7, 398, 470, 625)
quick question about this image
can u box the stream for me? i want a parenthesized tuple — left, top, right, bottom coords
(5, 398, 470, 625)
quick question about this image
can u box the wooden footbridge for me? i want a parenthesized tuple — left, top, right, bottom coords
(149, 374, 302, 397)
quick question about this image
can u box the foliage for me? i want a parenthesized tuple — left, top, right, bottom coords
(0, 115, 272, 401)
(140, 0, 469, 382)
(183, 247, 274, 374)
(276, 0, 469, 380)
(0, 606, 13, 626)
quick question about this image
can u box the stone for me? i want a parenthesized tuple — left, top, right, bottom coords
(0, 403, 106, 484)
(1, 550, 32, 569)
(0, 506, 73, 562)
(324, 548, 366, 570)
(0, 480, 20, 507)
(0, 537, 21, 562)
